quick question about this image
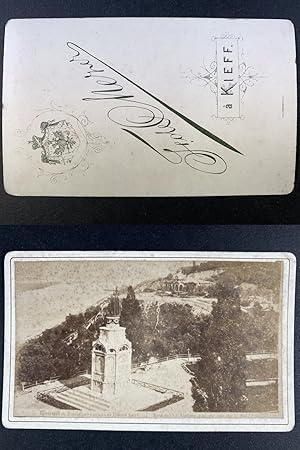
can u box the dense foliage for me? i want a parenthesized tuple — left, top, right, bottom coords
(190, 280, 247, 411)
(17, 307, 104, 383)
(182, 261, 281, 298)
(191, 279, 279, 411)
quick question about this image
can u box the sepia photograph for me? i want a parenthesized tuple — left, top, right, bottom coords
(2, 251, 295, 431)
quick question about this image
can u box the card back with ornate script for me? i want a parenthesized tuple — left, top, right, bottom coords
(2, 18, 297, 196)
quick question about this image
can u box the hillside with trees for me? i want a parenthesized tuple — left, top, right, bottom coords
(17, 261, 280, 413)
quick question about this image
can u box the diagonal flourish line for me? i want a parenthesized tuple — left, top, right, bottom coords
(67, 42, 243, 155)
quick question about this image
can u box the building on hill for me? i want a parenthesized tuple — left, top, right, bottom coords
(159, 272, 216, 296)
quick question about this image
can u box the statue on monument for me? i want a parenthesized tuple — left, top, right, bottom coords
(106, 287, 121, 317)
(91, 286, 132, 397)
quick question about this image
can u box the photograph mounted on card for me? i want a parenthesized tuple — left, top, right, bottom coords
(2, 251, 295, 431)
(2, 18, 297, 196)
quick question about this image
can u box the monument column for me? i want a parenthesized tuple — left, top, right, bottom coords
(91, 291, 132, 399)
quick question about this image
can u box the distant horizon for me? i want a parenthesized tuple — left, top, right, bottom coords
(15, 260, 188, 289)
(14, 260, 187, 344)
(14, 259, 281, 345)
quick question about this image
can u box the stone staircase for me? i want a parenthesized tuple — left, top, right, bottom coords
(53, 386, 110, 412)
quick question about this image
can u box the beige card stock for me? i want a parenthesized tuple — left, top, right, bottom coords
(2, 18, 297, 196)
(2, 251, 295, 431)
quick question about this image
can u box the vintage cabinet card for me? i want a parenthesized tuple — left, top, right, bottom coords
(2, 18, 297, 196)
(2, 251, 295, 431)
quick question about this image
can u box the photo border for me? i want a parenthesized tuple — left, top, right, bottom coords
(2, 250, 296, 431)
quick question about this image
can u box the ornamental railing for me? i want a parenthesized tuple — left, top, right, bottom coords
(131, 353, 201, 371)
(131, 379, 184, 398)
(21, 369, 89, 392)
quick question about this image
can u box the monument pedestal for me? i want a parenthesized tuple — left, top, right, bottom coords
(91, 315, 132, 400)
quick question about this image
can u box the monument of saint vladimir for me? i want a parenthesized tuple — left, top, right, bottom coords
(36, 289, 186, 413)
(91, 289, 132, 398)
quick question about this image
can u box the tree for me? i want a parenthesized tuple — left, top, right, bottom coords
(17, 341, 56, 382)
(16, 305, 105, 385)
(120, 286, 145, 361)
(191, 279, 247, 412)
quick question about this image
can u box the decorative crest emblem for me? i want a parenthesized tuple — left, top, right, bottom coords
(30, 119, 80, 165)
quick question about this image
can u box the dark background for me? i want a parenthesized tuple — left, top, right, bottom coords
(0, 224, 299, 449)
(0, 0, 299, 448)
(0, 0, 299, 224)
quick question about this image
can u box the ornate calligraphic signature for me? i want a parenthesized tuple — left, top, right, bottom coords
(66, 41, 244, 176)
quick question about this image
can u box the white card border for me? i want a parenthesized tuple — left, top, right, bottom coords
(2, 250, 296, 431)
